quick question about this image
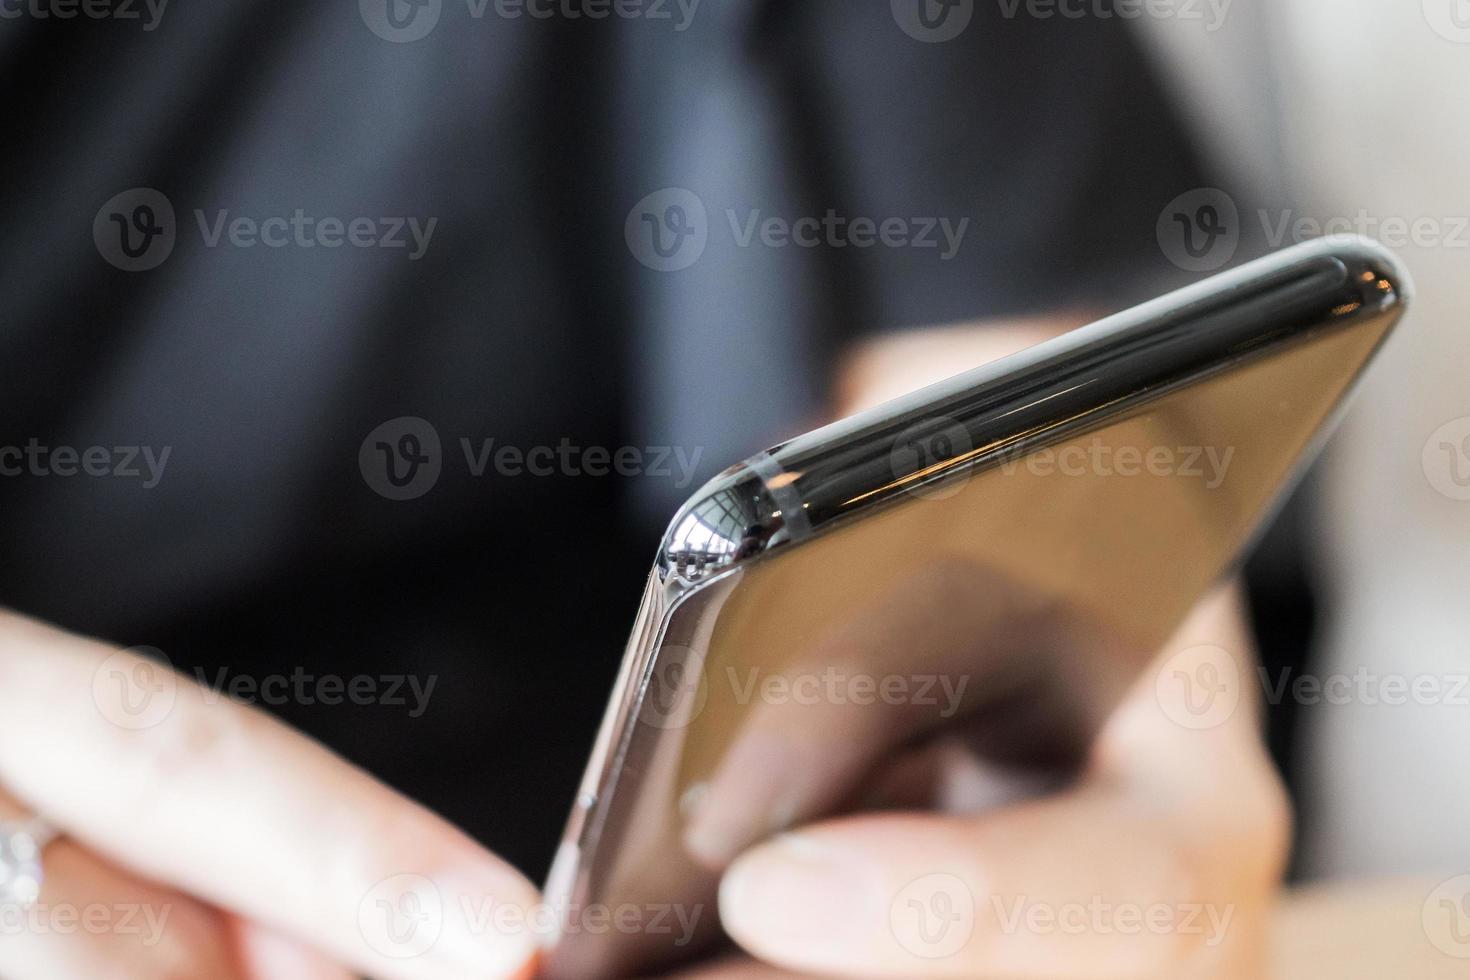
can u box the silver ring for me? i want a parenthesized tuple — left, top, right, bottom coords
(0, 818, 59, 908)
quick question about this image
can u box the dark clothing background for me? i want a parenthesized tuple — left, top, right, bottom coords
(0, 1, 1261, 878)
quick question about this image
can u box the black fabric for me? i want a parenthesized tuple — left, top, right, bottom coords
(0, 2, 1233, 877)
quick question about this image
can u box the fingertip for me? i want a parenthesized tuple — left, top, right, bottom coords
(427, 862, 544, 979)
(719, 832, 886, 966)
(719, 817, 996, 978)
(351, 856, 543, 980)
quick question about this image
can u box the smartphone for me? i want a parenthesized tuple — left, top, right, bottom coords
(542, 237, 1410, 978)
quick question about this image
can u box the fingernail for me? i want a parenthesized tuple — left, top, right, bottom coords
(719, 834, 881, 950)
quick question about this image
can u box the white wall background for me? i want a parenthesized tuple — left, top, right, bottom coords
(1139, 0, 1470, 880)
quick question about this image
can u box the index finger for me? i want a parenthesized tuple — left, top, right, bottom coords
(0, 610, 540, 980)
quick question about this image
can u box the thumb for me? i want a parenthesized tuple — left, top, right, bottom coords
(718, 584, 1284, 979)
(718, 780, 1261, 980)
(717, 743, 1281, 980)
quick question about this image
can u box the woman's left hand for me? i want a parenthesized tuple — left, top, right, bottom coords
(666, 584, 1290, 980)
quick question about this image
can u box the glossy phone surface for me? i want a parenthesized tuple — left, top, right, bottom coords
(542, 237, 1409, 978)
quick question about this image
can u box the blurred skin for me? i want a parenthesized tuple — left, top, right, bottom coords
(0, 318, 1290, 978)
(0, 610, 541, 980)
(676, 582, 1286, 980)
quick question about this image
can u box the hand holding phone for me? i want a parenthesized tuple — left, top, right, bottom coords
(544, 237, 1410, 978)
